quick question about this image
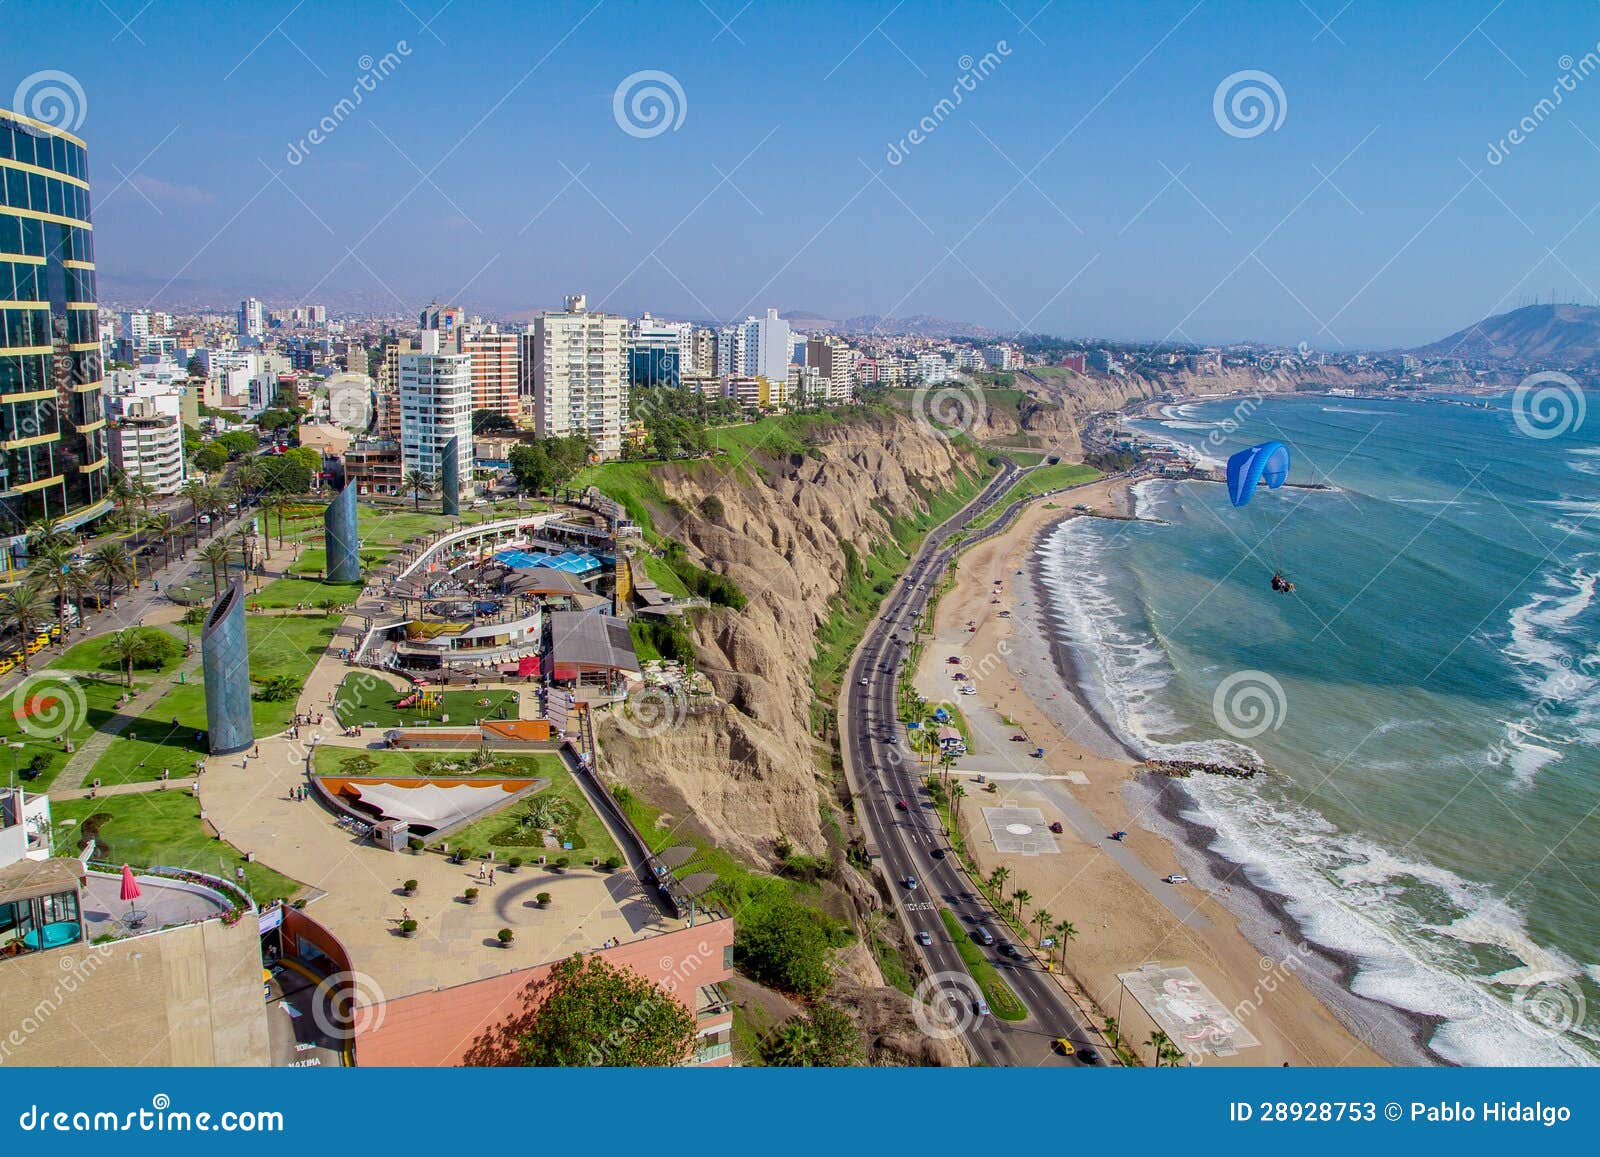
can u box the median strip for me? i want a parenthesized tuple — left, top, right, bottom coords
(939, 908, 1028, 1021)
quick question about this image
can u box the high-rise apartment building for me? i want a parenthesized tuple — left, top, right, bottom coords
(531, 294, 627, 460)
(109, 400, 185, 496)
(806, 335, 857, 402)
(459, 324, 520, 421)
(0, 107, 111, 546)
(419, 302, 465, 346)
(238, 297, 264, 340)
(398, 330, 472, 487)
(627, 313, 686, 389)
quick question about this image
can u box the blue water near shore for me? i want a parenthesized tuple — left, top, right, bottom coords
(1038, 393, 1600, 1065)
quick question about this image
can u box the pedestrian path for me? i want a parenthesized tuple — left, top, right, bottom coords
(52, 776, 198, 802)
(52, 646, 205, 791)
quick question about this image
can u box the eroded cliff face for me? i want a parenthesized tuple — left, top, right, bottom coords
(598, 411, 981, 865)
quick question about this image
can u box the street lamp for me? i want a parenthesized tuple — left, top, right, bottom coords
(7, 740, 26, 790)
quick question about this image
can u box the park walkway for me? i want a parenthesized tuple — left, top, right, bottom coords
(52, 644, 204, 791)
(52, 775, 198, 802)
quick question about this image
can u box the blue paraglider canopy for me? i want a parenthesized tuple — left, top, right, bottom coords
(1226, 441, 1291, 507)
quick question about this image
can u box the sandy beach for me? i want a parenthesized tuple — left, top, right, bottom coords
(915, 475, 1401, 1067)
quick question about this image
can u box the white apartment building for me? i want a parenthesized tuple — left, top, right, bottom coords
(916, 353, 955, 384)
(109, 400, 186, 495)
(399, 330, 474, 485)
(531, 294, 628, 460)
(238, 297, 265, 339)
(723, 308, 790, 382)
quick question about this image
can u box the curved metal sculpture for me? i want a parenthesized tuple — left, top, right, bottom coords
(441, 434, 461, 517)
(202, 578, 254, 755)
(324, 482, 361, 582)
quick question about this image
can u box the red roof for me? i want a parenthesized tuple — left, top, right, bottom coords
(517, 655, 540, 677)
(551, 664, 579, 681)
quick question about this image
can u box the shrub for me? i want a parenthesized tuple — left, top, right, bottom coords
(407, 836, 424, 853)
(698, 494, 725, 521)
(402, 879, 418, 894)
(535, 892, 552, 908)
(552, 856, 569, 872)
(400, 918, 418, 935)
(508, 856, 523, 871)
(497, 928, 514, 945)
(464, 887, 479, 902)
(735, 896, 837, 999)
(602, 855, 622, 872)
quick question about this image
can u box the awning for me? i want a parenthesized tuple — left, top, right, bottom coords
(517, 655, 540, 677)
(551, 664, 579, 681)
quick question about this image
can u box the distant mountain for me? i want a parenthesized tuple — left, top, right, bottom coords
(1414, 304, 1600, 369)
(800, 312, 1002, 340)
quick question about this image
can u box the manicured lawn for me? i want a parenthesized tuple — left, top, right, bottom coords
(444, 761, 621, 861)
(87, 614, 340, 785)
(50, 791, 303, 905)
(939, 907, 1028, 1020)
(54, 627, 184, 678)
(332, 672, 519, 728)
(250, 577, 364, 608)
(967, 463, 1102, 529)
(1, 670, 134, 791)
(312, 746, 565, 778)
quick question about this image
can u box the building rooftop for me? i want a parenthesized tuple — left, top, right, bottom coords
(549, 611, 639, 675)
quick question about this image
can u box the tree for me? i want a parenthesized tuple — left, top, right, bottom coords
(762, 1003, 863, 1066)
(735, 896, 836, 998)
(0, 579, 49, 674)
(255, 675, 299, 701)
(461, 953, 697, 1067)
(186, 355, 206, 379)
(403, 469, 432, 511)
(261, 493, 290, 548)
(181, 479, 208, 539)
(949, 781, 966, 830)
(1146, 1029, 1182, 1067)
(1033, 907, 1052, 948)
(88, 543, 132, 605)
(104, 627, 174, 685)
(472, 408, 516, 434)
(194, 442, 229, 474)
(200, 541, 231, 596)
(989, 865, 1010, 904)
(144, 512, 177, 568)
(1011, 888, 1031, 926)
(1053, 920, 1076, 970)
(32, 538, 75, 639)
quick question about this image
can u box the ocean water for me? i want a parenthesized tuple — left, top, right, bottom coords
(1038, 393, 1600, 1065)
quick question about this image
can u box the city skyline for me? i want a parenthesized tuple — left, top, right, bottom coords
(7, 1, 1600, 347)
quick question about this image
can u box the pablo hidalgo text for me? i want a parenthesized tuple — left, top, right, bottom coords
(1410, 1102, 1571, 1126)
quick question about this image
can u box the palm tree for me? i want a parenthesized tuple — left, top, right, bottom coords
(63, 567, 95, 626)
(33, 538, 74, 638)
(181, 479, 208, 541)
(988, 865, 1010, 904)
(199, 541, 231, 597)
(1103, 1017, 1121, 1051)
(228, 529, 254, 573)
(1145, 1030, 1183, 1067)
(88, 543, 132, 606)
(235, 460, 265, 500)
(144, 512, 177, 568)
(949, 781, 966, 831)
(1033, 907, 1052, 947)
(403, 469, 432, 511)
(1, 578, 49, 673)
(109, 471, 137, 529)
(105, 628, 144, 688)
(1053, 920, 1076, 970)
(1011, 888, 1031, 926)
(25, 514, 69, 555)
(262, 493, 290, 550)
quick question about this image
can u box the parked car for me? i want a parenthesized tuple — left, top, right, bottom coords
(1163, 874, 1189, 885)
(1049, 821, 1064, 834)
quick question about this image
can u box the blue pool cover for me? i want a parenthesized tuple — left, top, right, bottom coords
(495, 549, 602, 575)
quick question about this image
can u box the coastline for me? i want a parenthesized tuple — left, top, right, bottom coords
(918, 473, 1404, 1066)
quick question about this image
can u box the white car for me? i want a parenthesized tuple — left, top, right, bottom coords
(958, 685, 977, 696)
(1163, 874, 1189, 885)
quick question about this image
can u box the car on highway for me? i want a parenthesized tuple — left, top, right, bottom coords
(895, 798, 909, 811)
(859, 677, 869, 686)
(1163, 874, 1189, 884)
(973, 996, 990, 1017)
(915, 930, 933, 946)
(1010, 733, 1027, 742)
(1077, 1047, 1103, 1065)
(1052, 1037, 1075, 1057)
(902, 875, 918, 890)
(1000, 941, 1022, 959)
(958, 685, 976, 695)
(930, 847, 946, 859)
(974, 925, 996, 946)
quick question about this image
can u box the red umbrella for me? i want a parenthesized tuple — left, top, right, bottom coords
(119, 864, 143, 926)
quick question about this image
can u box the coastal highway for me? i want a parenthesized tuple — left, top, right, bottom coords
(840, 460, 1102, 1067)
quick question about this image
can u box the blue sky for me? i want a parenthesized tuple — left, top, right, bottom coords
(8, 0, 1600, 346)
